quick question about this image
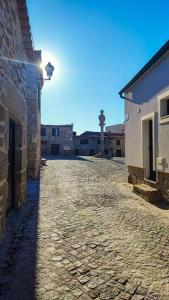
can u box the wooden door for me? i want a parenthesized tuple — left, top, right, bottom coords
(149, 120, 156, 181)
(51, 144, 59, 155)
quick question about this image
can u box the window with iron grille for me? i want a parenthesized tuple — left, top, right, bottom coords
(52, 128, 59, 136)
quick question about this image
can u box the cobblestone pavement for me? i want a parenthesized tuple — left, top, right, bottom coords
(1, 157, 169, 300)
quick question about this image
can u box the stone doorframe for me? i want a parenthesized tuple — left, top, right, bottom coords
(8, 114, 27, 210)
(141, 112, 156, 180)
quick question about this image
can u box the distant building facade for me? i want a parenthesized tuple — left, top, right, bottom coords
(0, 0, 42, 234)
(41, 124, 73, 156)
(73, 131, 125, 157)
(106, 123, 125, 134)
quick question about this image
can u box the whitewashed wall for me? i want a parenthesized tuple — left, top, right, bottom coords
(124, 52, 169, 173)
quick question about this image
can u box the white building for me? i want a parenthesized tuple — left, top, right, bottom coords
(106, 123, 125, 134)
(119, 41, 169, 201)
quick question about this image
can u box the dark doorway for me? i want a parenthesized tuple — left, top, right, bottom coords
(74, 149, 79, 155)
(116, 149, 121, 157)
(89, 149, 94, 156)
(7, 120, 16, 214)
(51, 144, 59, 155)
(149, 120, 156, 181)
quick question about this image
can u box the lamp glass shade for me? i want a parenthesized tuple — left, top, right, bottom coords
(45, 62, 54, 79)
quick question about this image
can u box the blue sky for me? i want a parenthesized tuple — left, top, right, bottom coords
(27, 0, 169, 133)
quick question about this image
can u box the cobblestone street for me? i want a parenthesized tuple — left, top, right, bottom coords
(1, 157, 169, 300)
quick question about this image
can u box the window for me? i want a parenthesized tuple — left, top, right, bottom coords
(116, 140, 120, 145)
(160, 98, 169, 118)
(158, 91, 169, 124)
(41, 128, 46, 136)
(80, 139, 88, 144)
(52, 128, 59, 136)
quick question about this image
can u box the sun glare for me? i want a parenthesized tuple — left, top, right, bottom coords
(40, 50, 61, 79)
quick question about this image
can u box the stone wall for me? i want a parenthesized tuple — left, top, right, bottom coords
(128, 166, 145, 185)
(0, 0, 42, 235)
(41, 125, 73, 156)
(128, 166, 169, 202)
(73, 134, 125, 157)
(0, 0, 28, 234)
(27, 52, 42, 178)
(73, 137, 106, 156)
(157, 171, 169, 202)
(0, 87, 8, 234)
(108, 136, 125, 157)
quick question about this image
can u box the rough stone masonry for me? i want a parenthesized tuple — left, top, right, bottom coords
(0, 0, 42, 235)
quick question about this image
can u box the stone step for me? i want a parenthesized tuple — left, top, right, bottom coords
(133, 184, 161, 203)
(144, 178, 157, 189)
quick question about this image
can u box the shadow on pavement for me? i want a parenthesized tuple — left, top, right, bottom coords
(0, 178, 40, 300)
(154, 199, 169, 210)
(43, 155, 93, 162)
(110, 158, 126, 165)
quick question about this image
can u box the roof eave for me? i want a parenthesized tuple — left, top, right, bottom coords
(119, 40, 169, 95)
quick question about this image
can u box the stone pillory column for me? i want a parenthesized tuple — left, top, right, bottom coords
(99, 109, 105, 155)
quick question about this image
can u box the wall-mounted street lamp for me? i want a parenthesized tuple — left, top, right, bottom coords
(38, 62, 54, 85)
(44, 62, 54, 80)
